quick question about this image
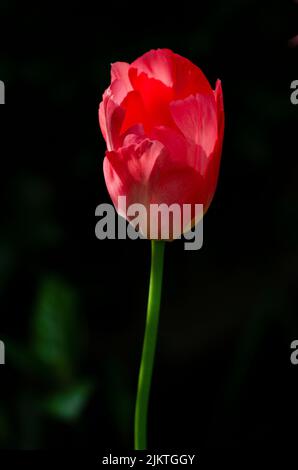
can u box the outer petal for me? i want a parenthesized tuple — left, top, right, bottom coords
(119, 90, 147, 135)
(111, 62, 132, 95)
(171, 52, 213, 99)
(127, 68, 174, 131)
(130, 49, 175, 88)
(149, 125, 188, 166)
(203, 79, 225, 211)
(103, 138, 165, 215)
(170, 93, 218, 173)
(99, 78, 132, 151)
(130, 48, 213, 100)
(99, 87, 125, 151)
(214, 79, 224, 150)
(103, 135, 207, 239)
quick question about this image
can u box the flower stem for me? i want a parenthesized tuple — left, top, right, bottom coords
(134, 240, 165, 450)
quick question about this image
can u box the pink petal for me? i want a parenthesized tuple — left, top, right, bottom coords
(128, 68, 174, 131)
(120, 90, 146, 134)
(150, 125, 188, 166)
(130, 48, 213, 100)
(111, 62, 131, 92)
(171, 52, 213, 99)
(130, 49, 175, 88)
(103, 138, 165, 210)
(103, 135, 207, 239)
(99, 86, 125, 151)
(99, 76, 135, 151)
(214, 79, 224, 147)
(202, 79, 225, 210)
(147, 153, 206, 237)
(170, 93, 218, 173)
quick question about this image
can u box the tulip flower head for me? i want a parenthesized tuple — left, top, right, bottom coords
(99, 49, 224, 240)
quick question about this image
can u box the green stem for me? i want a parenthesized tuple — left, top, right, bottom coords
(134, 240, 165, 450)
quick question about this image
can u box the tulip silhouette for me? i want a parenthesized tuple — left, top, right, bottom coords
(99, 49, 224, 449)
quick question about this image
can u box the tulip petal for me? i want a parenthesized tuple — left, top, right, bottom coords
(128, 68, 174, 131)
(214, 79, 224, 148)
(171, 52, 213, 99)
(120, 90, 146, 134)
(103, 138, 165, 211)
(147, 151, 207, 238)
(170, 93, 218, 173)
(203, 79, 225, 210)
(130, 49, 175, 88)
(150, 125, 188, 166)
(130, 48, 213, 99)
(99, 87, 125, 151)
(104, 135, 207, 238)
(111, 62, 132, 94)
(104, 138, 167, 238)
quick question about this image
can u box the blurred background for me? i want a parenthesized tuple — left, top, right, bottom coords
(0, 1, 297, 453)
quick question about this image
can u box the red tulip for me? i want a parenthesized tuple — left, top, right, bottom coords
(99, 49, 224, 239)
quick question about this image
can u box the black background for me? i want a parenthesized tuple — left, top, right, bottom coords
(0, 0, 298, 459)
